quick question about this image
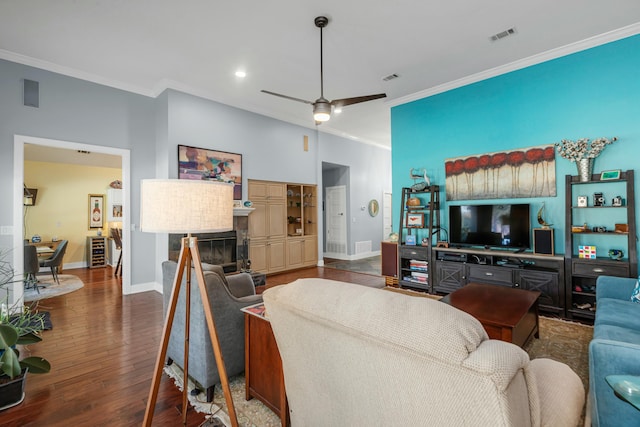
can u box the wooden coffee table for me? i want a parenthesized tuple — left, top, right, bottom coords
(441, 283, 540, 348)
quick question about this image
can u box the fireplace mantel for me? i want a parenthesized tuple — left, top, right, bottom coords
(233, 207, 255, 216)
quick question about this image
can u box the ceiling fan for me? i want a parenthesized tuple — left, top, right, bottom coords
(261, 16, 386, 124)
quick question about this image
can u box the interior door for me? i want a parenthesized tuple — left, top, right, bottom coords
(325, 185, 347, 255)
(383, 192, 392, 240)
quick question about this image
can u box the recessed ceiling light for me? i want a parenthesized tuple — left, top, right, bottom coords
(235, 70, 247, 78)
(334, 108, 342, 114)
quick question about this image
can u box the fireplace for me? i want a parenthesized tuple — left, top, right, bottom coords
(168, 231, 237, 273)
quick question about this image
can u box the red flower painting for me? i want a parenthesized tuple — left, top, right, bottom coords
(445, 145, 556, 200)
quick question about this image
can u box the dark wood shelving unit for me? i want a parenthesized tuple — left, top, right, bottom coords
(564, 169, 637, 322)
(397, 186, 441, 292)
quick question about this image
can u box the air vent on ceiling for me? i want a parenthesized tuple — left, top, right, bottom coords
(382, 73, 399, 82)
(490, 27, 517, 42)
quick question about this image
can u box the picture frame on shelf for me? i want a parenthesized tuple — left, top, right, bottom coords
(600, 169, 621, 181)
(406, 213, 424, 228)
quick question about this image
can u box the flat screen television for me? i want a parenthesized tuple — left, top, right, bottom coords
(448, 203, 531, 250)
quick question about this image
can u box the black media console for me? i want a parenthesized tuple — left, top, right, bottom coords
(432, 246, 565, 316)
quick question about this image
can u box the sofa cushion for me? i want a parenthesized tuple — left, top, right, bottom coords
(631, 277, 640, 303)
(593, 323, 640, 345)
(595, 297, 640, 330)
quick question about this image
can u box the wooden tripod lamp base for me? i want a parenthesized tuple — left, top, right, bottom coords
(139, 179, 237, 426)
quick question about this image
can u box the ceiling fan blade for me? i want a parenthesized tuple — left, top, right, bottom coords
(261, 90, 313, 105)
(331, 93, 387, 108)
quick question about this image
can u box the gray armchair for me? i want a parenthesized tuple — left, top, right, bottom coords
(162, 261, 262, 402)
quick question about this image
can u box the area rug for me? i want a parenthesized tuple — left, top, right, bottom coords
(23, 274, 85, 302)
(163, 364, 231, 426)
(10, 310, 52, 330)
(324, 255, 381, 276)
(164, 364, 282, 426)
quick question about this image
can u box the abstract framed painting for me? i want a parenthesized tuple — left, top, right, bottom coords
(178, 144, 242, 200)
(445, 144, 556, 200)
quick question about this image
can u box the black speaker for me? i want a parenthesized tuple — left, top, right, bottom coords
(533, 228, 554, 255)
(23, 79, 39, 108)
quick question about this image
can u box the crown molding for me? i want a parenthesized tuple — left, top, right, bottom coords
(389, 22, 640, 108)
(0, 49, 153, 97)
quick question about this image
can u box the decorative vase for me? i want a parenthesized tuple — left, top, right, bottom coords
(577, 158, 594, 182)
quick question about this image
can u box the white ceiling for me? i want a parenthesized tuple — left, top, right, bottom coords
(2, 1, 640, 148)
(24, 143, 122, 169)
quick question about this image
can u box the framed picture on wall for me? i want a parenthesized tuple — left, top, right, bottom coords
(89, 194, 104, 229)
(177, 144, 243, 200)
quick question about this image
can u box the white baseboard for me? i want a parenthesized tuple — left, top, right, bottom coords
(323, 250, 380, 261)
(123, 281, 162, 295)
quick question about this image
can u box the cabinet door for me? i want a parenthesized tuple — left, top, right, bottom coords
(249, 181, 285, 200)
(303, 236, 318, 265)
(248, 201, 267, 240)
(286, 239, 304, 269)
(249, 242, 267, 273)
(268, 240, 286, 272)
(515, 270, 561, 310)
(266, 183, 286, 199)
(268, 202, 286, 239)
(434, 261, 466, 294)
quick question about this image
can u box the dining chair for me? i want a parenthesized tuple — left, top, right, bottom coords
(39, 240, 68, 284)
(24, 244, 42, 293)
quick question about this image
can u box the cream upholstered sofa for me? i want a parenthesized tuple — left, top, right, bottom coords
(263, 278, 585, 427)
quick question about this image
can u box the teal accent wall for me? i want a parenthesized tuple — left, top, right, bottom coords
(391, 34, 640, 255)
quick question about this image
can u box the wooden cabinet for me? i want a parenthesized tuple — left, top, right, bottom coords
(564, 170, 637, 321)
(432, 247, 565, 315)
(87, 236, 107, 268)
(302, 236, 318, 266)
(243, 305, 288, 427)
(286, 238, 304, 269)
(248, 180, 317, 274)
(381, 241, 398, 279)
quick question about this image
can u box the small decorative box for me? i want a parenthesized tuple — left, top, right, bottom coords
(405, 235, 416, 246)
(579, 245, 597, 259)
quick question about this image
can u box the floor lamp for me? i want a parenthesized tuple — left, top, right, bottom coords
(140, 179, 239, 427)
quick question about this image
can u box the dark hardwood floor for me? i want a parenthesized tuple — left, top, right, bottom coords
(2, 265, 384, 426)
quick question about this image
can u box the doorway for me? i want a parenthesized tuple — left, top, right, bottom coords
(12, 135, 131, 304)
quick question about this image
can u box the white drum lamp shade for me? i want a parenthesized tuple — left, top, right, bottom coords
(140, 179, 234, 234)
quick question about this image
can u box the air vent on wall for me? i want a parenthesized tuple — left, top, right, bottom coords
(490, 27, 517, 42)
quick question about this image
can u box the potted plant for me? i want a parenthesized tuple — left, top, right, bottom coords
(0, 249, 51, 410)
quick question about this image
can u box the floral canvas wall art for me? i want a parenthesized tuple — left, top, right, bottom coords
(445, 144, 556, 200)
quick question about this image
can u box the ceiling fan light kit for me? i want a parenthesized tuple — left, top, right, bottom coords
(313, 99, 331, 122)
(262, 16, 386, 124)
